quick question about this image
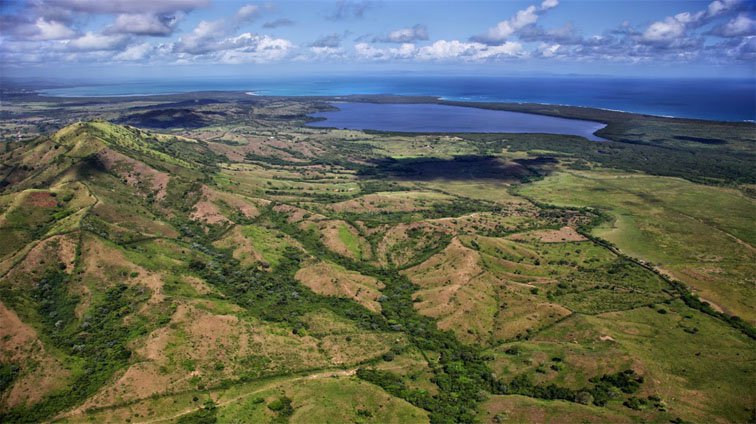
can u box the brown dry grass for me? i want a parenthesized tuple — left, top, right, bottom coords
(4, 233, 78, 287)
(190, 186, 267, 225)
(190, 201, 230, 225)
(510, 226, 587, 243)
(0, 302, 71, 410)
(404, 238, 499, 344)
(96, 148, 169, 200)
(26, 191, 58, 208)
(295, 262, 385, 313)
(480, 395, 632, 424)
(329, 192, 451, 214)
(273, 204, 325, 223)
(80, 235, 165, 306)
(404, 237, 572, 345)
(77, 301, 397, 411)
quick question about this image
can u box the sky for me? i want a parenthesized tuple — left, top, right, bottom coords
(0, 0, 754, 81)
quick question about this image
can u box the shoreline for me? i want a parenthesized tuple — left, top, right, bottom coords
(8, 89, 756, 126)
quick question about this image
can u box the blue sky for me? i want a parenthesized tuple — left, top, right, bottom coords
(1, 0, 754, 80)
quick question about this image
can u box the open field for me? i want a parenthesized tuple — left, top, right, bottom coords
(520, 170, 756, 322)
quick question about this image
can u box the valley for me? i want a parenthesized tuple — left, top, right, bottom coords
(0, 92, 754, 424)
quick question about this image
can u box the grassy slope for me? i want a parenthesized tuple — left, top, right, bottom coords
(520, 170, 756, 322)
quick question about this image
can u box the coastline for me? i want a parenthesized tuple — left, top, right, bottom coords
(6, 88, 756, 127)
(26, 90, 756, 124)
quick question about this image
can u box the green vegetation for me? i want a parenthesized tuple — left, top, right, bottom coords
(520, 170, 756, 323)
(0, 96, 752, 424)
(0, 363, 20, 393)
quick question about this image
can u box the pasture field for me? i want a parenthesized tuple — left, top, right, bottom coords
(520, 170, 756, 322)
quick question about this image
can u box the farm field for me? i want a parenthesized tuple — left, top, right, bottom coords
(0, 92, 753, 424)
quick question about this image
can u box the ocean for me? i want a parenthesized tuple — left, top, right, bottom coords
(40, 76, 756, 122)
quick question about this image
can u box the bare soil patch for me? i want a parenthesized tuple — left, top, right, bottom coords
(510, 226, 587, 243)
(26, 191, 58, 208)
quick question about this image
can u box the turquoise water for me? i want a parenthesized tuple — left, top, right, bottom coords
(39, 76, 756, 122)
(307, 102, 607, 141)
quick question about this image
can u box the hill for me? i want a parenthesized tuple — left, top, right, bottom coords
(0, 110, 753, 424)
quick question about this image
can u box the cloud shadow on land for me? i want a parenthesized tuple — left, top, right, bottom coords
(357, 155, 557, 181)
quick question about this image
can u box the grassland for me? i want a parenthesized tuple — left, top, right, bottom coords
(520, 170, 756, 322)
(0, 93, 753, 424)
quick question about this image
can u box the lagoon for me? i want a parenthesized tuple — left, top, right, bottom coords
(307, 102, 608, 141)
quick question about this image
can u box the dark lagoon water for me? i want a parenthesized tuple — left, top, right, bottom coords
(39, 76, 756, 122)
(307, 102, 608, 141)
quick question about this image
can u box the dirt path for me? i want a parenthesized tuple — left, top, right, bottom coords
(128, 369, 357, 424)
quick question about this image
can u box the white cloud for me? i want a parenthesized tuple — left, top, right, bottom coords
(30, 18, 77, 40)
(707, 0, 741, 18)
(711, 14, 756, 37)
(642, 17, 688, 42)
(108, 13, 182, 36)
(216, 33, 293, 63)
(377, 24, 429, 43)
(66, 32, 127, 51)
(235, 4, 260, 22)
(174, 19, 226, 54)
(113, 42, 154, 60)
(51, 0, 209, 14)
(355, 39, 523, 62)
(538, 43, 562, 57)
(309, 46, 346, 60)
(474, 41, 524, 59)
(541, 0, 559, 10)
(354, 42, 415, 60)
(473, 0, 559, 44)
(642, 0, 746, 44)
(417, 40, 479, 60)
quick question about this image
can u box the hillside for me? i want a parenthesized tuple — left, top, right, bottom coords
(0, 108, 754, 424)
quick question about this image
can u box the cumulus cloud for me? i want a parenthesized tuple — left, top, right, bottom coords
(715, 35, 756, 61)
(235, 4, 261, 22)
(354, 42, 415, 60)
(48, 0, 209, 14)
(171, 15, 293, 63)
(215, 33, 294, 64)
(309, 46, 346, 60)
(65, 32, 128, 51)
(174, 19, 227, 54)
(418, 40, 523, 61)
(106, 13, 183, 36)
(0, 15, 78, 41)
(641, 0, 747, 45)
(374, 24, 429, 43)
(472, 0, 560, 44)
(706, 0, 743, 18)
(519, 23, 582, 45)
(263, 18, 295, 29)
(709, 14, 756, 37)
(113, 42, 154, 61)
(309, 33, 346, 48)
(355, 39, 523, 62)
(30, 18, 78, 40)
(0, 0, 753, 70)
(327, 1, 376, 21)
